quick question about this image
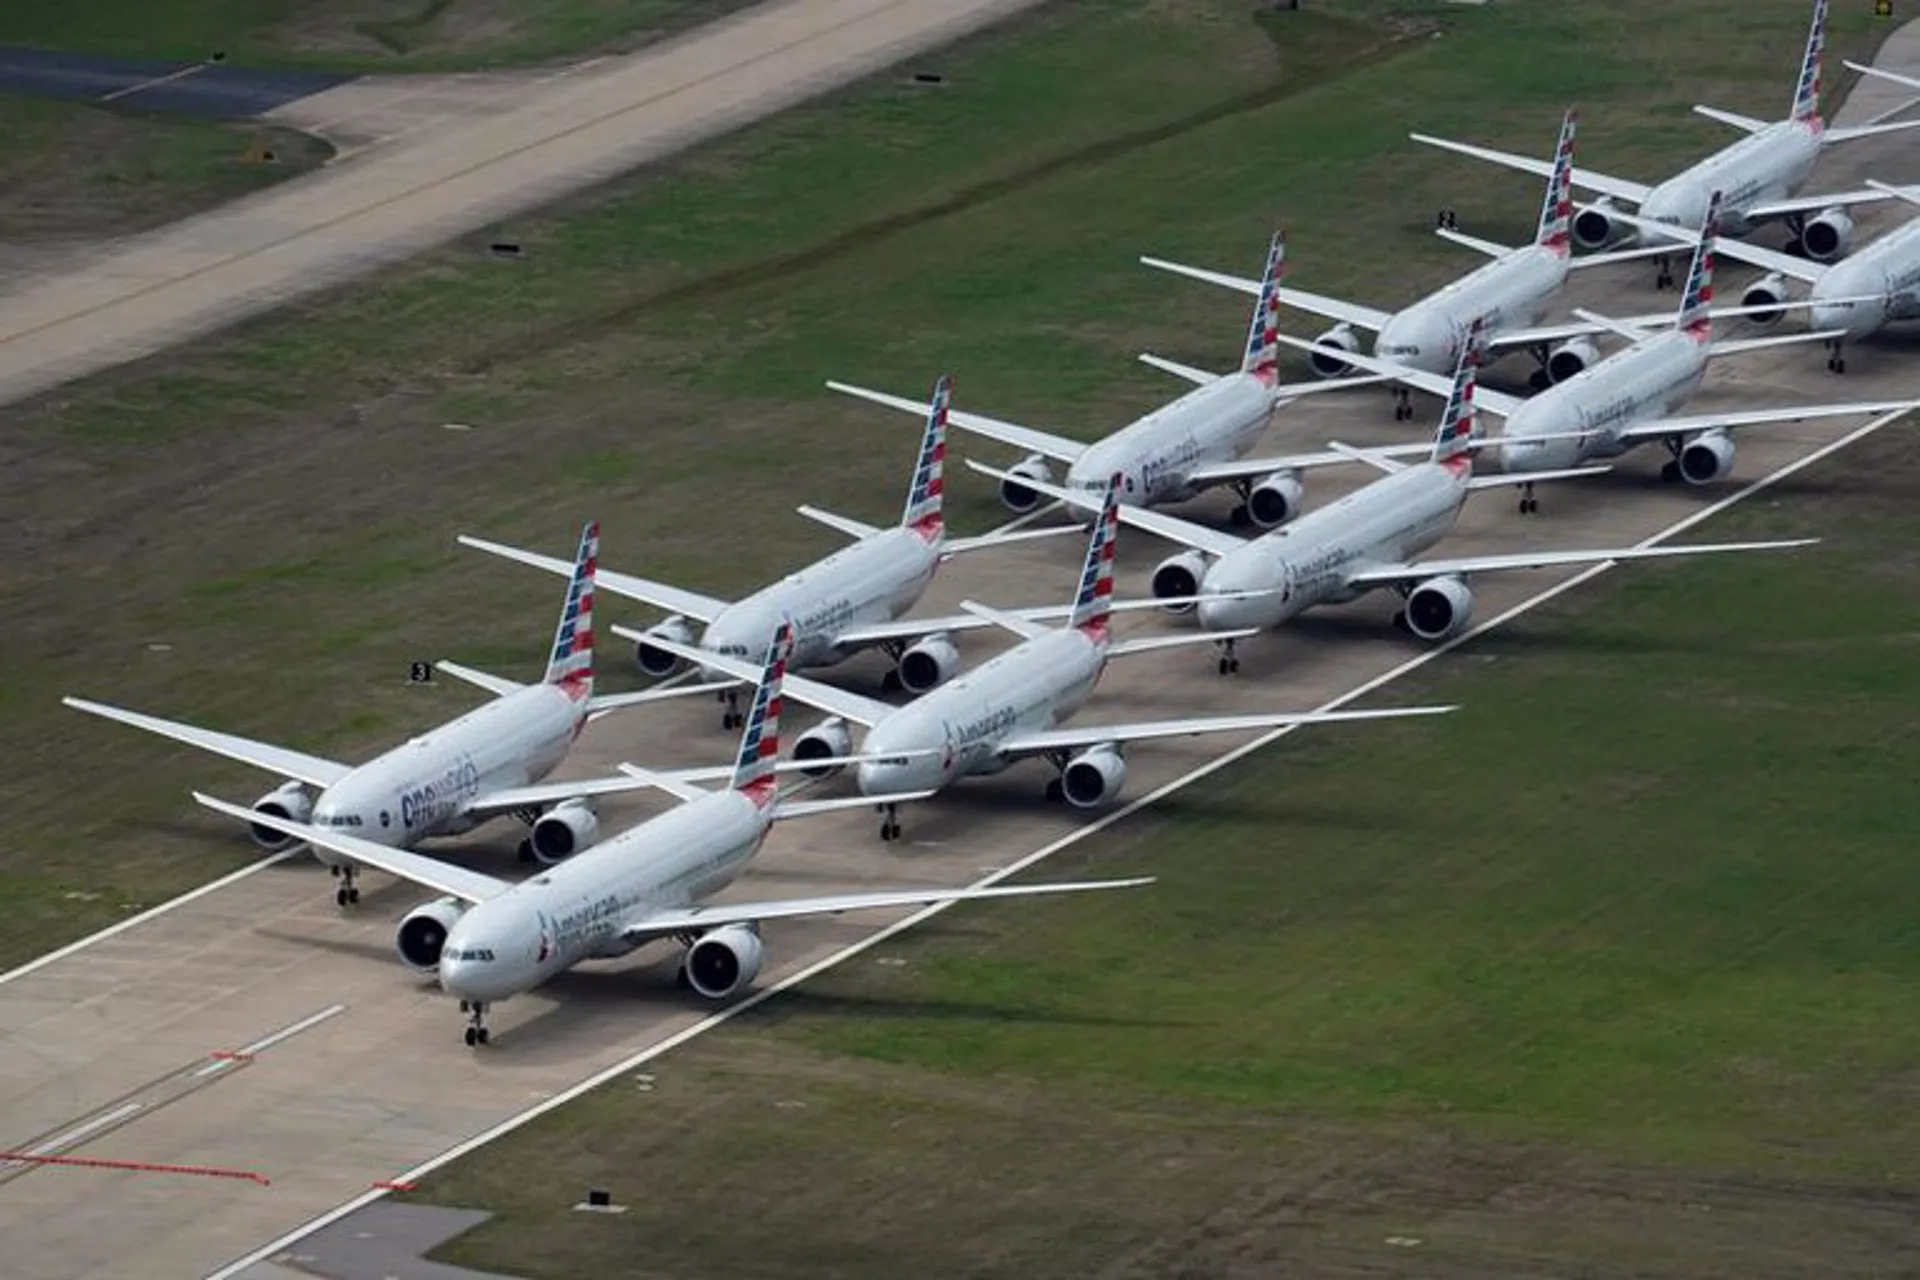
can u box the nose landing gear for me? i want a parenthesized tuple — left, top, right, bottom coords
(1826, 339, 1847, 374)
(1654, 255, 1675, 290)
(1392, 388, 1414, 421)
(460, 1000, 491, 1047)
(1216, 637, 1240, 676)
(1517, 482, 1538, 515)
(330, 864, 360, 907)
(878, 802, 902, 842)
(720, 687, 742, 730)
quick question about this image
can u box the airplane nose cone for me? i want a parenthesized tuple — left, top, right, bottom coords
(1196, 560, 1279, 631)
(1498, 435, 1551, 474)
(1809, 299, 1865, 340)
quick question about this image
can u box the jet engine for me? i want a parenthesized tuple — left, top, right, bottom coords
(684, 924, 764, 999)
(1800, 208, 1854, 262)
(1150, 550, 1212, 613)
(1546, 337, 1600, 384)
(249, 781, 313, 850)
(1060, 746, 1128, 809)
(1246, 470, 1305, 529)
(997, 454, 1055, 514)
(395, 897, 466, 973)
(898, 633, 960, 694)
(1572, 198, 1630, 251)
(1739, 272, 1789, 327)
(633, 615, 695, 678)
(529, 799, 598, 864)
(1403, 576, 1476, 642)
(1677, 429, 1736, 485)
(1308, 324, 1361, 379)
(791, 717, 853, 778)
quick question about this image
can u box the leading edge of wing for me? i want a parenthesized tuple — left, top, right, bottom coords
(997, 704, 1456, 757)
(192, 791, 510, 903)
(458, 534, 729, 623)
(1406, 131, 1652, 204)
(1345, 539, 1818, 588)
(825, 380, 1086, 464)
(621, 876, 1154, 942)
(606, 624, 894, 727)
(63, 696, 351, 788)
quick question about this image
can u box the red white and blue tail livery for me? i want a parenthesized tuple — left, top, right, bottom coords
(729, 620, 793, 803)
(1677, 192, 1721, 339)
(542, 520, 597, 693)
(1792, 0, 1827, 125)
(1431, 325, 1481, 474)
(1068, 475, 1122, 637)
(1239, 231, 1285, 383)
(1535, 108, 1577, 253)
(900, 374, 950, 537)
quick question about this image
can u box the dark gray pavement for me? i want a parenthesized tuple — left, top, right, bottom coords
(0, 45, 346, 117)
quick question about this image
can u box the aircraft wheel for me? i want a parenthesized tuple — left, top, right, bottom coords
(464, 1027, 478, 1047)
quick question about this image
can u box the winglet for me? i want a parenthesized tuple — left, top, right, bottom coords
(1677, 192, 1721, 339)
(1792, 0, 1828, 125)
(729, 620, 793, 805)
(900, 374, 951, 538)
(1431, 325, 1482, 473)
(1536, 108, 1577, 253)
(1239, 230, 1285, 384)
(1067, 475, 1123, 639)
(542, 521, 597, 695)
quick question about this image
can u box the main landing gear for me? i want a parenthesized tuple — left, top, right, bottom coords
(461, 1000, 491, 1047)
(719, 686, 743, 730)
(1216, 637, 1240, 676)
(1517, 481, 1538, 515)
(1827, 339, 1847, 374)
(330, 863, 360, 907)
(878, 802, 903, 842)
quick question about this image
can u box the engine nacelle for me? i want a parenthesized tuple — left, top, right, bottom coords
(633, 615, 695, 679)
(1739, 272, 1789, 327)
(791, 717, 852, 778)
(997, 454, 1054, 514)
(1546, 337, 1600, 384)
(1150, 549, 1212, 613)
(684, 924, 764, 999)
(395, 897, 466, 973)
(1678, 429, 1736, 485)
(529, 799, 598, 864)
(898, 633, 960, 694)
(1246, 470, 1304, 529)
(1572, 197, 1630, 251)
(1801, 208, 1854, 263)
(1308, 324, 1361, 379)
(1403, 576, 1476, 642)
(249, 782, 313, 850)
(1060, 746, 1128, 810)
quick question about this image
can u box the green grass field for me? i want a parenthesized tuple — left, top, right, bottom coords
(4, 0, 1917, 1270)
(0, 1, 756, 71)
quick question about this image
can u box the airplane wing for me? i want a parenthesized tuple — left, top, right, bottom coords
(826, 381, 1087, 464)
(995, 704, 1456, 758)
(193, 792, 511, 904)
(1692, 104, 1768, 134)
(1406, 131, 1652, 204)
(618, 876, 1154, 943)
(941, 524, 1084, 556)
(1137, 352, 1220, 386)
(64, 696, 351, 788)
(961, 459, 1247, 556)
(1745, 188, 1892, 222)
(1184, 443, 1436, 488)
(1136, 254, 1392, 330)
(1268, 335, 1526, 418)
(459, 534, 730, 623)
(607, 624, 895, 726)
(1343, 539, 1816, 589)
(433, 661, 523, 698)
(795, 505, 881, 540)
(1610, 398, 1920, 444)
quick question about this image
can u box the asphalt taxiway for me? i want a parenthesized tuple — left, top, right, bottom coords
(3, 19, 1919, 1280)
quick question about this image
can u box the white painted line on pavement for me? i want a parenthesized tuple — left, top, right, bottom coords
(238, 1003, 348, 1056)
(26, 1102, 145, 1157)
(205, 405, 1912, 1280)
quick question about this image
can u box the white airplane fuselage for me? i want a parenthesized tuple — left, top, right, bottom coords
(1809, 213, 1920, 340)
(1498, 329, 1709, 473)
(1060, 374, 1274, 512)
(437, 789, 770, 1005)
(700, 525, 940, 669)
(1373, 245, 1570, 375)
(857, 627, 1107, 796)
(1637, 119, 1823, 239)
(307, 683, 587, 863)
(1195, 464, 1468, 633)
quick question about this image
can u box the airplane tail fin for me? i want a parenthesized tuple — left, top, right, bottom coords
(541, 521, 597, 694)
(1535, 108, 1577, 252)
(1066, 475, 1122, 637)
(1791, 0, 1828, 124)
(729, 620, 793, 800)
(1676, 192, 1722, 338)
(899, 374, 951, 536)
(1430, 322, 1483, 471)
(1238, 230, 1285, 383)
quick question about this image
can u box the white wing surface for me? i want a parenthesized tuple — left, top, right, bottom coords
(459, 534, 730, 623)
(1406, 131, 1653, 204)
(996, 704, 1456, 758)
(1344, 539, 1817, 589)
(608, 625, 895, 726)
(193, 792, 511, 903)
(826, 380, 1088, 464)
(64, 697, 351, 788)
(1612, 400, 1919, 444)
(1136, 254, 1393, 330)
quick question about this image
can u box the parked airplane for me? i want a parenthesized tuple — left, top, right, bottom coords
(203, 623, 1152, 1045)
(65, 523, 737, 904)
(623, 476, 1455, 839)
(1410, 0, 1920, 283)
(970, 339, 1816, 670)
(826, 232, 1412, 531)
(461, 378, 1100, 721)
(1290, 195, 1917, 506)
(1140, 109, 1674, 407)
